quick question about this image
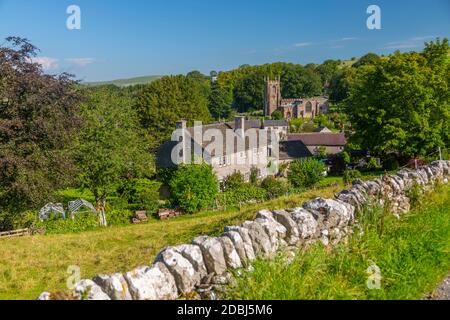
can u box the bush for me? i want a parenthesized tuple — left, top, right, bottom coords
(366, 157, 382, 171)
(0, 210, 38, 232)
(343, 169, 362, 185)
(383, 155, 399, 171)
(288, 159, 326, 188)
(249, 167, 260, 185)
(223, 172, 245, 191)
(271, 110, 283, 120)
(105, 209, 134, 226)
(261, 177, 290, 199)
(217, 184, 267, 208)
(169, 164, 219, 213)
(35, 212, 99, 234)
(121, 179, 161, 214)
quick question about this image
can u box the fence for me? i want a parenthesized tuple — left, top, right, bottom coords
(0, 228, 30, 239)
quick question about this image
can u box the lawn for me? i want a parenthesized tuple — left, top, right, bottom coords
(0, 182, 341, 300)
(228, 185, 450, 300)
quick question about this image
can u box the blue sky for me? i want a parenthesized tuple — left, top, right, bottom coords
(0, 0, 448, 82)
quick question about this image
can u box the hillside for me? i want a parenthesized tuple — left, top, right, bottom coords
(85, 75, 163, 87)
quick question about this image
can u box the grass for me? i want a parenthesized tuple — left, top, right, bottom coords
(0, 183, 339, 300)
(227, 184, 450, 300)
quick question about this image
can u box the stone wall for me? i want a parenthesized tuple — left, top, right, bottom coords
(38, 161, 450, 300)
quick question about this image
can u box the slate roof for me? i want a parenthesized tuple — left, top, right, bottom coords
(288, 133, 347, 146)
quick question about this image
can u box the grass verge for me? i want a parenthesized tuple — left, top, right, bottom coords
(227, 185, 450, 300)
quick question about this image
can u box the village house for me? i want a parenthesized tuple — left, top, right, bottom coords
(288, 131, 347, 156)
(157, 117, 289, 182)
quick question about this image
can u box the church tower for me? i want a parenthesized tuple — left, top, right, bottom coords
(264, 76, 281, 117)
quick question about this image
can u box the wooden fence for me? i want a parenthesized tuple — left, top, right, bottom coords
(0, 228, 30, 239)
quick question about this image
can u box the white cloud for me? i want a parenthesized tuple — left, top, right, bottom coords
(66, 58, 96, 67)
(340, 37, 358, 41)
(384, 36, 438, 49)
(293, 42, 312, 48)
(29, 57, 59, 70)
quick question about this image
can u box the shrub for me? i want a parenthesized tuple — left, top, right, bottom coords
(288, 159, 326, 188)
(249, 167, 260, 185)
(105, 209, 134, 226)
(271, 110, 283, 120)
(343, 169, 362, 185)
(35, 212, 99, 234)
(366, 157, 382, 171)
(383, 155, 399, 171)
(169, 164, 219, 213)
(223, 172, 245, 191)
(261, 177, 290, 199)
(121, 179, 161, 214)
(217, 184, 267, 208)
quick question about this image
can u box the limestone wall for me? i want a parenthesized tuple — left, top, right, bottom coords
(38, 161, 450, 300)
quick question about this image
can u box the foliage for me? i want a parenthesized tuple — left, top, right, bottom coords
(249, 167, 260, 185)
(228, 186, 450, 300)
(352, 53, 381, 68)
(208, 81, 233, 120)
(35, 213, 100, 235)
(382, 155, 400, 171)
(366, 157, 382, 171)
(343, 169, 362, 185)
(223, 172, 245, 191)
(345, 38, 450, 158)
(288, 159, 326, 188)
(105, 209, 134, 226)
(136, 75, 211, 149)
(75, 86, 154, 211)
(217, 184, 267, 208)
(169, 164, 219, 213)
(0, 37, 83, 218)
(271, 110, 283, 120)
(260, 177, 290, 199)
(120, 179, 161, 213)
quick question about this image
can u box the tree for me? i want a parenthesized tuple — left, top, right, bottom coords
(233, 71, 265, 112)
(0, 37, 82, 227)
(136, 75, 211, 149)
(345, 38, 450, 158)
(271, 110, 283, 120)
(352, 53, 381, 68)
(316, 59, 341, 87)
(208, 81, 233, 120)
(288, 159, 326, 188)
(76, 86, 154, 225)
(169, 164, 218, 213)
(281, 65, 323, 98)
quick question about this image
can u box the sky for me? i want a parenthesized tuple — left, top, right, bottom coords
(0, 0, 449, 82)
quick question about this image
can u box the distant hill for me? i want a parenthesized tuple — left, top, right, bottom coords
(86, 75, 164, 87)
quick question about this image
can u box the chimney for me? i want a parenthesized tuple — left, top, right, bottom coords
(175, 120, 188, 163)
(176, 119, 187, 130)
(235, 116, 245, 137)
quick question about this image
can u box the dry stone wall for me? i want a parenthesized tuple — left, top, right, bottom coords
(38, 161, 450, 300)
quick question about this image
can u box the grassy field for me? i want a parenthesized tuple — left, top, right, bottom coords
(228, 185, 450, 300)
(0, 183, 341, 300)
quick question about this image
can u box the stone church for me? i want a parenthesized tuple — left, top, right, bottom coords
(264, 77, 329, 119)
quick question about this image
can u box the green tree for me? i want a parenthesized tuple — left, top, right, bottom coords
(316, 59, 341, 87)
(352, 53, 382, 68)
(169, 164, 218, 213)
(76, 87, 154, 225)
(0, 37, 82, 228)
(208, 81, 233, 120)
(271, 110, 284, 120)
(345, 38, 450, 158)
(288, 159, 326, 188)
(281, 65, 323, 98)
(136, 75, 211, 149)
